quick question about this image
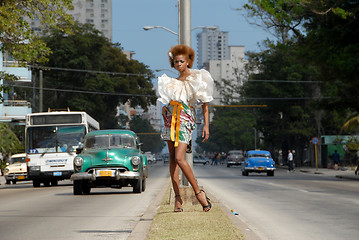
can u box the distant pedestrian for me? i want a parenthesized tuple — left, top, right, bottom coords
(332, 150, 340, 170)
(288, 150, 294, 172)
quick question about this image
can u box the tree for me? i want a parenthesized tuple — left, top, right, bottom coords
(0, 0, 74, 99)
(0, 123, 24, 173)
(197, 107, 256, 153)
(240, 0, 359, 111)
(129, 116, 165, 153)
(38, 23, 156, 128)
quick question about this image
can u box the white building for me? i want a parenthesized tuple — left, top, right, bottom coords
(29, 0, 112, 41)
(196, 27, 229, 69)
(208, 45, 247, 105)
(0, 50, 32, 124)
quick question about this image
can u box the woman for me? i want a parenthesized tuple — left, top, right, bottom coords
(157, 44, 214, 212)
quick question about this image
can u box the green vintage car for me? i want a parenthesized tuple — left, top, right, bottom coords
(70, 129, 148, 195)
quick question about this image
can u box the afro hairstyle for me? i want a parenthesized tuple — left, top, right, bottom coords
(168, 44, 195, 68)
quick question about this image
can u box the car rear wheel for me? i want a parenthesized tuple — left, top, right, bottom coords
(227, 164, 230, 168)
(12, 180, 17, 184)
(267, 171, 274, 176)
(133, 178, 142, 193)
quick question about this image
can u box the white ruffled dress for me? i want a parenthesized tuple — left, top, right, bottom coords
(157, 69, 214, 146)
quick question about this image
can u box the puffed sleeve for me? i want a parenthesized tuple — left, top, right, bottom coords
(194, 69, 214, 103)
(157, 74, 171, 104)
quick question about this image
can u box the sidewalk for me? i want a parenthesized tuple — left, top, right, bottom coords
(297, 166, 359, 181)
(0, 176, 6, 186)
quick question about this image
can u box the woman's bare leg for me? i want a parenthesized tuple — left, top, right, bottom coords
(167, 141, 182, 211)
(175, 142, 211, 211)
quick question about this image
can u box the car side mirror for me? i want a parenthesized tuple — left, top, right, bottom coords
(76, 148, 83, 154)
(137, 142, 143, 149)
(76, 144, 84, 154)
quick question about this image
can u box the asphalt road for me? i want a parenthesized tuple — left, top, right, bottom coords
(194, 164, 359, 240)
(0, 163, 169, 240)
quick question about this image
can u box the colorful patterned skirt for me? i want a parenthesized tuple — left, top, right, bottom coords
(161, 101, 196, 147)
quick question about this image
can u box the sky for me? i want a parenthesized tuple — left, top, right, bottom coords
(112, 0, 272, 78)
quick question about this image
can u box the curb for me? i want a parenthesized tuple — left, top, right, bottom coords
(127, 181, 169, 240)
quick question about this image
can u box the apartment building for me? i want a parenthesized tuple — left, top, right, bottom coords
(196, 27, 229, 69)
(29, 0, 112, 41)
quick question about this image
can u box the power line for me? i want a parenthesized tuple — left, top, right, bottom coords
(13, 85, 157, 98)
(247, 80, 322, 83)
(12, 84, 334, 100)
(29, 65, 150, 77)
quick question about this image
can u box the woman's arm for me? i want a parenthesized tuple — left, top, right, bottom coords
(162, 106, 170, 124)
(201, 103, 209, 142)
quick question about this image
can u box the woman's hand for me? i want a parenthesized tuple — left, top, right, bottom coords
(162, 106, 170, 124)
(202, 125, 209, 142)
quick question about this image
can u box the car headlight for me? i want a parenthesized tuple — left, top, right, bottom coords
(74, 156, 84, 167)
(5, 168, 9, 173)
(131, 156, 141, 166)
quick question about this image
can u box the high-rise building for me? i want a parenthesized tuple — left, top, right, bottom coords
(196, 27, 229, 69)
(29, 0, 112, 41)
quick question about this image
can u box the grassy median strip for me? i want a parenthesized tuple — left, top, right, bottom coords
(147, 185, 244, 240)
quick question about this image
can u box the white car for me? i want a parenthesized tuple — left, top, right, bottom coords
(5, 153, 28, 184)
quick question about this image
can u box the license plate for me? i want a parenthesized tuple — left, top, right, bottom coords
(53, 172, 62, 176)
(98, 170, 113, 177)
(236, 161, 239, 163)
(18, 176, 25, 180)
(257, 167, 263, 170)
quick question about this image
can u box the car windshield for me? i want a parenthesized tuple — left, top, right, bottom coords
(10, 156, 26, 164)
(229, 151, 243, 155)
(249, 153, 271, 158)
(85, 134, 136, 149)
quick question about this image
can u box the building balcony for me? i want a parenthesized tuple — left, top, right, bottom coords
(0, 100, 32, 124)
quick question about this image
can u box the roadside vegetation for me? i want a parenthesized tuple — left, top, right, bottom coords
(147, 186, 244, 240)
(197, 1, 359, 165)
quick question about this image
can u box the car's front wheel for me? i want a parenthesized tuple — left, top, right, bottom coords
(242, 170, 249, 176)
(33, 180, 40, 187)
(73, 180, 83, 195)
(142, 178, 146, 192)
(133, 178, 142, 193)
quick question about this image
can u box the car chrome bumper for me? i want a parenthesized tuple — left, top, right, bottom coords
(244, 167, 275, 171)
(5, 173, 28, 181)
(70, 170, 141, 181)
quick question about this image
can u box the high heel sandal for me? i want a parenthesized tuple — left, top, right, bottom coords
(174, 195, 183, 212)
(195, 190, 212, 212)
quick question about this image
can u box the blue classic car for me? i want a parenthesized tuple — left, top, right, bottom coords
(70, 130, 148, 194)
(241, 150, 275, 176)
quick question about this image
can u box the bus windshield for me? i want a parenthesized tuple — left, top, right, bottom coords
(27, 125, 86, 154)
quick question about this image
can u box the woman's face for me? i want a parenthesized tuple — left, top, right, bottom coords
(173, 55, 189, 73)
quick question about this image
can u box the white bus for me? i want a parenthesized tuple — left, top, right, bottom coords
(25, 111, 100, 187)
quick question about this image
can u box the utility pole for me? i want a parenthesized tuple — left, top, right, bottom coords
(39, 69, 43, 112)
(179, 0, 192, 186)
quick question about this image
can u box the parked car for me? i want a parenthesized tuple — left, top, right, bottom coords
(145, 152, 156, 164)
(241, 150, 275, 176)
(226, 150, 244, 167)
(70, 130, 148, 194)
(193, 154, 210, 165)
(4, 153, 28, 184)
